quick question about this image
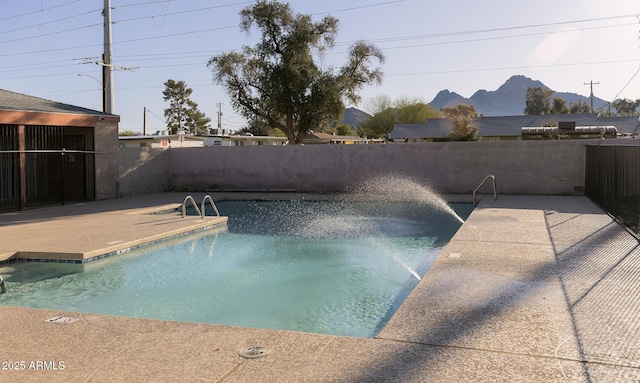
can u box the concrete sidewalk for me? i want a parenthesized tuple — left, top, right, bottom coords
(1, 194, 639, 382)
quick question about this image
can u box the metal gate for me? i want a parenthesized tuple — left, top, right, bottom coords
(0, 125, 95, 211)
(585, 144, 640, 235)
(0, 125, 18, 210)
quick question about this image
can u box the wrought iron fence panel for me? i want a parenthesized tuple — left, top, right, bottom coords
(0, 125, 95, 211)
(586, 144, 640, 235)
(0, 125, 19, 210)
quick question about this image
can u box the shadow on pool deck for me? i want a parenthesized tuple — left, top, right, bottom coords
(1, 193, 639, 382)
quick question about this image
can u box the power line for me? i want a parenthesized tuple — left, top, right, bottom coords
(609, 66, 640, 102)
(335, 21, 638, 50)
(336, 13, 640, 47)
(4, 62, 640, 93)
(0, 25, 237, 58)
(0, 43, 98, 58)
(113, 0, 245, 10)
(145, 108, 166, 123)
(0, 0, 85, 23)
(0, 4, 636, 61)
(0, 23, 102, 45)
(112, 1, 253, 24)
(4, 57, 639, 85)
(116, 25, 237, 45)
(0, 8, 101, 36)
(0, 20, 634, 67)
(0, 58, 86, 72)
(383, 59, 640, 77)
(311, 1, 406, 16)
(2, 15, 635, 65)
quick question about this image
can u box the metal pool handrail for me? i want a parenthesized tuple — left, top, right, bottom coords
(473, 175, 498, 207)
(201, 195, 220, 218)
(182, 196, 202, 218)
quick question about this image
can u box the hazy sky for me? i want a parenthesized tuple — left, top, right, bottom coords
(2, 0, 639, 134)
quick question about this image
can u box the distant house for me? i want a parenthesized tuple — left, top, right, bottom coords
(390, 114, 640, 142)
(391, 119, 456, 143)
(203, 134, 288, 147)
(119, 134, 205, 148)
(0, 89, 119, 211)
(119, 133, 287, 148)
(303, 132, 370, 144)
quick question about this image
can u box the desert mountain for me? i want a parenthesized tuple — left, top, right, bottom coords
(341, 107, 372, 128)
(428, 75, 608, 116)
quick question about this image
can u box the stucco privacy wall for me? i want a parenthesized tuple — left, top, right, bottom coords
(118, 147, 173, 196)
(94, 120, 119, 199)
(118, 140, 594, 196)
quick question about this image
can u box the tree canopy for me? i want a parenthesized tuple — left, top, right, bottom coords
(524, 87, 554, 115)
(358, 95, 439, 138)
(394, 97, 440, 125)
(570, 99, 591, 114)
(440, 104, 479, 141)
(208, 0, 384, 144)
(551, 98, 569, 114)
(335, 123, 353, 136)
(612, 98, 640, 116)
(163, 79, 211, 134)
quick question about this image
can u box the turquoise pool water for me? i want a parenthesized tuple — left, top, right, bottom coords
(0, 200, 472, 337)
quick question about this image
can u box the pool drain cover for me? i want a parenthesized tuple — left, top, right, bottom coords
(239, 346, 270, 359)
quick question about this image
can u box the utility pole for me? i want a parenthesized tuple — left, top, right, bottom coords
(143, 107, 146, 136)
(584, 81, 599, 113)
(216, 103, 223, 134)
(103, 0, 114, 114)
(78, 3, 136, 113)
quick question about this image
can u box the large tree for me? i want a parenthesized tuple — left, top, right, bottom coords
(335, 123, 353, 136)
(551, 98, 569, 114)
(570, 99, 591, 114)
(358, 94, 395, 138)
(441, 104, 479, 141)
(163, 79, 211, 134)
(524, 87, 554, 115)
(612, 98, 640, 116)
(359, 95, 439, 138)
(597, 106, 616, 117)
(394, 97, 440, 125)
(208, 0, 384, 144)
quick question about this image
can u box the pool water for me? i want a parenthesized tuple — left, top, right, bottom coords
(0, 200, 472, 338)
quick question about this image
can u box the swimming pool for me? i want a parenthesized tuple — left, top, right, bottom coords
(0, 199, 472, 338)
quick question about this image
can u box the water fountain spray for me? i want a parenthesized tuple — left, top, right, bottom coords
(348, 174, 466, 224)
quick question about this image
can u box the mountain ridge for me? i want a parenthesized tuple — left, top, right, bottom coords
(428, 75, 608, 116)
(343, 74, 616, 126)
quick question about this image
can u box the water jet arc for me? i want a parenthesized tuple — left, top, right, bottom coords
(352, 175, 466, 224)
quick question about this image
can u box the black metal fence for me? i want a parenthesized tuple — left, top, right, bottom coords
(585, 144, 640, 235)
(0, 125, 19, 210)
(0, 125, 95, 211)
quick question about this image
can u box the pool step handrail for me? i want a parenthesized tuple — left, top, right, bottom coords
(201, 195, 220, 218)
(473, 175, 498, 207)
(182, 195, 202, 218)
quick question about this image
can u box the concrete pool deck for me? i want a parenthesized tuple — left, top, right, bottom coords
(1, 193, 639, 382)
(0, 194, 227, 263)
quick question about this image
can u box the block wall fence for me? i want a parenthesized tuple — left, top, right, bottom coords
(117, 140, 596, 197)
